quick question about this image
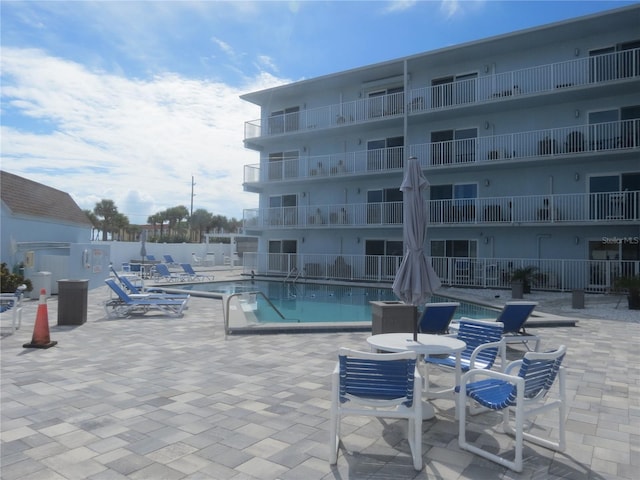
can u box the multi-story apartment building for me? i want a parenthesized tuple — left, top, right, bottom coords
(240, 5, 640, 293)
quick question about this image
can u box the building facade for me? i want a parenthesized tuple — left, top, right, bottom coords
(240, 5, 640, 293)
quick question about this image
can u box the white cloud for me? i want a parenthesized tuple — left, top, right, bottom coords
(1, 47, 287, 222)
(383, 1, 418, 14)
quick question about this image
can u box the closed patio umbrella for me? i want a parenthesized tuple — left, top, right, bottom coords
(392, 156, 442, 341)
(140, 229, 147, 262)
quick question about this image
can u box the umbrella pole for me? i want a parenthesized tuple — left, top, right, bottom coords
(413, 306, 418, 342)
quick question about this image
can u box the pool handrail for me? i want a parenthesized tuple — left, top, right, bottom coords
(224, 291, 285, 338)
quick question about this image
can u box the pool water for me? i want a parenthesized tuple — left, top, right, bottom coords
(175, 280, 499, 324)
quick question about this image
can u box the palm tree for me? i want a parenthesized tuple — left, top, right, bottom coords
(190, 209, 213, 242)
(83, 209, 100, 240)
(93, 199, 118, 241)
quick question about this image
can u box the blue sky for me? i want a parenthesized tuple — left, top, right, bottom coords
(1, 0, 636, 223)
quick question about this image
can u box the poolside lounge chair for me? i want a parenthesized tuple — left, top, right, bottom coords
(457, 345, 567, 472)
(424, 319, 506, 402)
(153, 263, 188, 282)
(418, 302, 460, 334)
(329, 348, 423, 471)
(496, 301, 540, 351)
(454, 301, 540, 351)
(145, 254, 157, 262)
(163, 254, 179, 267)
(104, 279, 188, 318)
(180, 263, 214, 282)
(110, 267, 189, 301)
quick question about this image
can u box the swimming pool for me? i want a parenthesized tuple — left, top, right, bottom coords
(172, 280, 499, 325)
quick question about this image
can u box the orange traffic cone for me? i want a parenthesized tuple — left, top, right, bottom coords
(23, 288, 57, 349)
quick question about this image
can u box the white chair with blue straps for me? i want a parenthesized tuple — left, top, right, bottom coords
(457, 345, 567, 472)
(423, 319, 506, 402)
(329, 348, 423, 471)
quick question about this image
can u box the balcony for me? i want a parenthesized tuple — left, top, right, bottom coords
(244, 48, 640, 140)
(244, 202, 404, 230)
(243, 191, 640, 231)
(429, 191, 640, 226)
(243, 119, 640, 187)
(242, 252, 640, 293)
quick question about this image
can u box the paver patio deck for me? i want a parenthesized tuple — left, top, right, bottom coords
(1, 269, 638, 479)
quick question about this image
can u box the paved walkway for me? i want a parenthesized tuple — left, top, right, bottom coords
(1, 271, 638, 479)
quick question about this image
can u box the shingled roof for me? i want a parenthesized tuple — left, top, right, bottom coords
(1, 171, 92, 226)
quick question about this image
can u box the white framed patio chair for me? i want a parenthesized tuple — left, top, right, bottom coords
(457, 345, 567, 472)
(0, 285, 27, 334)
(329, 348, 423, 471)
(424, 319, 506, 402)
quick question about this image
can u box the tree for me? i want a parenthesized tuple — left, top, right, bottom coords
(93, 199, 119, 241)
(84, 209, 100, 240)
(190, 208, 213, 242)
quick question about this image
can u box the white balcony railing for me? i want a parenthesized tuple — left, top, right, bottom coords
(243, 119, 639, 185)
(242, 252, 640, 293)
(243, 192, 640, 230)
(244, 48, 640, 140)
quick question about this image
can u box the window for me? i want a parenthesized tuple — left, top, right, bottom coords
(430, 183, 477, 222)
(431, 240, 477, 258)
(268, 194, 298, 226)
(367, 86, 404, 118)
(268, 151, 299, 180)
(589, 40, 640, 83)
(589, 172, 640, 220)
(367, 188, 403, 224)
(431, 73, 477, 108)
(366, 136, 404, 171)
(365, 240, 404, 279)
(268, 240, 297, 273)
(430, 128, 477, 164)
(268, 106, 300, 134)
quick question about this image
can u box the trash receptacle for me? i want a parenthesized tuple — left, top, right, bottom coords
(572, 289, 585, 309)
(30, 271, 52, 299)
(370, 301, 417, 335)
(57, 279, 89, 325)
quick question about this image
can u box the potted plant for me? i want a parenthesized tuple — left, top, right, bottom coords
(0, 262, 32, 293)
(511, 266, 539, 295)
(614, 275, 640, 310)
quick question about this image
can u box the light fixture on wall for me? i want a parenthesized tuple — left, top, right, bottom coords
(575, 236, 580, 245)
(574, 173, 580, 181)
(358, 138, 362, 145)
(574, 109, 580, 118)
(483, 64, 490, 73)
(303, 146, 307, 152)
(357, 237, 361, 244)
(357, 187, 361, 194)
(302, 237, 305, 243)
(302, 191, 306, 197)
(574, 48, 580, 57)
(484, 121, 491, 130)
(484, 179, 490, 187)
(484, 237, 490, 244)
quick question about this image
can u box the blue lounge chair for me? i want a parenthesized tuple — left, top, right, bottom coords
(145, 254, 157, 262)
(457, 345, 567, 472)
(163, 254, 179, 267)
(104, 279, 189, 318)
(153, 263, 188, 282)
(496, 301, 540, 351)
(180, 263, 214, 282)
(418, 302, 460, 334)
(329, 348, 423, 471)
(110, 267, 189, 300)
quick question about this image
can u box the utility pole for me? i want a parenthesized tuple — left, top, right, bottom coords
(190, 176, 195, 217)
